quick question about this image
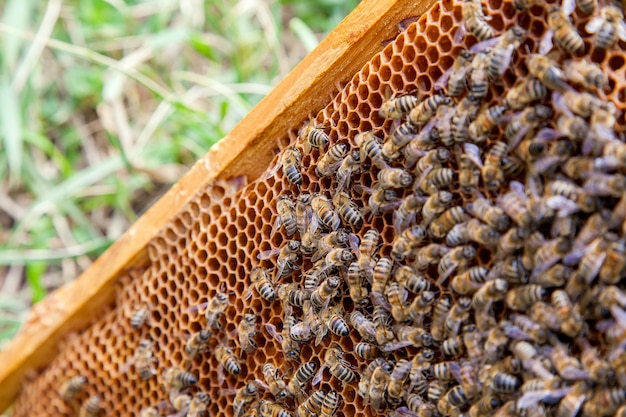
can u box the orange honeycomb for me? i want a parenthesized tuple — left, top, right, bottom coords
(11, 0, 626, 416)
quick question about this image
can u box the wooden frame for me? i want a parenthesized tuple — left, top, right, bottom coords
(0, 0, 437, 410)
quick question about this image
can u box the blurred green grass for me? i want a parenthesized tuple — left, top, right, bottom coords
(0, 0, 358, 347)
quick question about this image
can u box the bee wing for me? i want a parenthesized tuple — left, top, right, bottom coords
(497, 45, 515, 75)
(562, 0, 576, 15)
(534, 127, 561, 142)
(186, 301, 210, 316)
(546, 196, 580, 217)
(219, 389, 240, 396)
(119, 356, 135, 375)
(314, 327, 327, 347)
(353, 184, 374, 196)
(348, 233, 360, 255)
(518, 387, 573, 410)
(257, 248, 281, 260)
(263, 159, 283, 180)
(462, 143, 483, 168)
(312, 363, 327, 386)
(539, 30, 554, 55)
(509, 180, 526, 199)
(436, 263, 458, 286)
(584, 16, 603, 34)
(271, 216, 283, 238)
(618, 20, 626, 41)
(254, 379, 270, 391)
(379, 341, 413, 352)
(166, 409, 189, 417)
(452, 24, 465, 45)
(265, 323, 283, 343)
(470, 36, 500, 53)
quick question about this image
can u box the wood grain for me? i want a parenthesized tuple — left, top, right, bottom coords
(0, 0, 437, 410)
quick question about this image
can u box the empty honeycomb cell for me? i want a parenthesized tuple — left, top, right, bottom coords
(610, 54, 626, 71)
(591, 47, 607, 63)
(426, 45, 439, 64)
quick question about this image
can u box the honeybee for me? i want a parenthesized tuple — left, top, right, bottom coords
(407, 290, 436, 325)
(563, 59, 608, 91)
(393, 325, 434, 348)
(319, 390, 340, 417)
(505, 284, 546, 312)
(300, 121, 329, 153)
(377, 167, 413, 190)
(468, 105, 508, 144)
(130, 304, 150, 330)
(171, 393, 192, 412)
(259, 363, 289, 401)
(277, 283, 309, 309)
(229, 382, 259, 417)
(567, 237, 608, 298)
(552, 290, 584, 337)
(349, 310, 377, 343)
(442, 335, 465, 357)
(258, 240, 301, 280)
(258, 400, 294, 417)
(287, 361, 317, 401)
(406, 393, 438, 417)
(238, 313, 259, 354)
(435, 49, 474, 96)
(450, 266, 488, 295)
(504, 77, 547, 110)
(216, 345, 241, 379)
(451, 94, 481, 143)
(311, 229, 353, 263)
(386, 282, 409, 322)
(438, 385, 470, 415)
(296, 390, 326, 417)
(59, 375, 87, 401)
(322, 304, 350, 338)
(416, 167, 455, 195)
(409, 95, 454, 127)
(163, 367, 197, 391)
(395, 265, 430, 294)
(357, 228, 379, 275)
(310, 275, 341, 310)
(265, 147, 301, 186)
(582, 387, 626, 417)
(336, 150, 363, 191)
(354, 342, 381, 360)
(323, 344, 356, 386)
(185, 329, 212, 359)
(295, 193, 313, 235)
(386, 359, 412, 406)
(543, 6, 584, 55)
(413, 243, 451, 270)
(266, 313, 300, 361)
(600, 238, 626, 284)
(316, 143, 348, 178)
(547, 178, 596, 213)
(274, 195, 297, 237)
(421, 191, 453, 227)
(203, 292, 230, 330)
(505, 104, 553, 149)
(345, 262, 368, 304)
(445, 297, 472, 338)
(509, 314, 548, 344)
(393, 193, 427, 232)
(310, 194, 341, 232)
(458, 153, 481, 195)
(330, 193, 362, 229)
(486, 25, 525, 77)
(301, 300, 324, 345)
(391, 225, 427, 261)
(511, 340, 554, 380)
(187, 393, 209, 417)
(586, 4, 626, 50)
(355, 131, 388, 170)
(362, 185, 400, 215)
(468, 395, 501, 417)
(383, 121, 419, 160)
(125, 339, 156, 381)
(373, 305, 394, 345)
(497, 182, 532, 228)
(462, 0, 495, 40)
(79, 396, 101, 417)
(247, 267, 276, 302)
(371, 256, 393, 303)
(139, 407, 159, 417)
(379, 93, 420, 119)
(471, 278, 508, 311)
(437, 245, 477, 285)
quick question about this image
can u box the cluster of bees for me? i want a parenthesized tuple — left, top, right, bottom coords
(48, 0, 626, 416)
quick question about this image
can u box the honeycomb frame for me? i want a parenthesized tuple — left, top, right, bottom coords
(5, 0, 626, 415)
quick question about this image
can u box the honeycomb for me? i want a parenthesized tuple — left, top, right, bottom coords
(10, 0, 626, 416)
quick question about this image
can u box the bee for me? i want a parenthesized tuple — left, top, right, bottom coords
(310, 194, 340, 232)
(295, 193, 313, 235)
(355, 342, 381, 360)
(567, 237, 608, 298)
(185, 329, 212, 359)
(504, 77, 547, 110)
(287, 361, 317, 401)
(395, 265, 430, 294)
(203, 292, 230, 330)
(421, 191, 453, 227)
(386, 282, 409, 322)
(300, 121, 329, 153)
(407, 290, 436, 325)
(427, 379, 448, 404)
(124, 339, 156, 381)
(387, 359, 412, 406)
(349, 310, 376, 343)
(468, 105, 508, 144)
(586, 4, 626, 50)
(362, 185, 400, 215)
(79, 396, 101, 417)
(497, 182, 532, 228)
(393, 193, 427, 232)
(391, 225, 427, 261)
(435, 49, 474, 96)
(451, 94, 481, 144)
(324, 344, 356, 386)
(562, 156, 619, 181)
(552, 289, 584, 338)
(323, 304, 350, 338)
(547, 179, 596, 213)
(600, 238, 626, 284)
(319, 390, 340, 417)
(509, 314, 548, 344)
(383, 121, 419, 160)
(260, 363, 289, 401)
(357, 228, 379, 278)
(471, 279, 508, 311)
(377, 167, 413, 190)
(258, 240, 301, 280)
(409, 95, 454, 126)
(379, 93, 419, 119)
(543, 6, 584, 55)
(468, 395, 501, 417)
(450, 266, 488, 295)
(171, 393, 192, 411)
(445, 297, 472, 338)
(316, 143, 348, 178)
(355, 131, 388, 170)
(414, 243, 451, 270)
(163, 367, 197, 391)
(274, 195, 297, 236)
(366, 361, 393, 412)
(130, 304, 150, 329)
(59, 375, 87, 401)
(216, 345, 241, 378)
(296, 390, 326, 417)
(406, 393, 438, 417)
(265, 147, 301, 186)
(373, 305, 394, 345)
(438, 385, 470, 415)
(311, 229, 352, 263)
(310, 275, 341, 310)
(582, 388, 626, 417)
(485, 25, 525, 77)
(416, 167, 455, 195)
(433, 361, 459, 382)
(442, 335, 465, 357)
(490, 372, 520, 394)
(415, 147, 451, 177)
(510, 341, 554, 380)
(247, 267, 276, 302)
(505, 284, 546, 312)
(584, 173, 626, 198)
(467, 52, 490, 99)
(330, 192, 361, 228)
(187, 393, 209, 417)
(462, 0, 495, 40)
(563, 59, 608, 91)
(301, 300, 324, 345)
(393, 325, 434, 348)
(458, 153, 481, 195)
(346, 262, 368, 304)
(238, 313, 259, 354)
(505, 104, 553, 149)
(258, 400, 294, 417)
(371, 256, 394, 303)
(265, 312, 300, 361)
(323, 248, 354, 273)
(229, 382, 259, 417)
(139, 407, 159, 417)
(336, 150, 363, 191)
(437, 245, 477, 284)
(277, 283, 309, 309)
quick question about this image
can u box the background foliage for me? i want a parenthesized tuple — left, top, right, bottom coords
(0, 0, 358, 347)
